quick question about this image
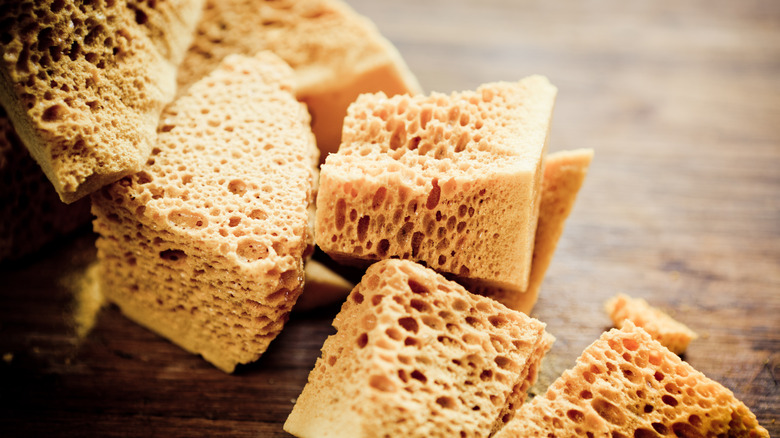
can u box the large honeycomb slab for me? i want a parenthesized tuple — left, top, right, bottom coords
(316, 77, 557, 293)
(91, 53, 318, 373)
(285, 259, 553, 438)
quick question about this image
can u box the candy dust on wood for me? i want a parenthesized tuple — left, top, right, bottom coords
(61, 262, 105, 340)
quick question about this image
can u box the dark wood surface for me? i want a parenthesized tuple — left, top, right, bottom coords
(2, 0, 778, 436)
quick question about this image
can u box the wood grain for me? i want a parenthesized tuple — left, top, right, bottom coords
(1, 0, 778, 436)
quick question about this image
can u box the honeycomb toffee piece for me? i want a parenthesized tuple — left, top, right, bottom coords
(472, 149, 593, 314)
(495, 322, 769, 438)
(605, 293, 698, 355)
(294, 149, 593, 313)
(294, 260, 356, 312)
(284, 259, 554, 438)
(0, 106, 91, 262)
(0, 0, 203, 203)
(315, 77, 557, 293)
(91, 52, 319, 373)
(177, 0, 422, 160)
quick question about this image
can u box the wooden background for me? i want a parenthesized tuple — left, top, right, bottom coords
(1, 0, 778, 436)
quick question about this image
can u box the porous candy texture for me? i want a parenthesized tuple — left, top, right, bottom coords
(316, 77, 557, 293)
(473, 149, 593, 314)
(0, 106, 91, 262)
(284, 259, 553, 438)
(176, 0, 422, 159)
(495, 322, 769, 438)
(91, 53, 319, 373)
(605, 294, 698, 355)
(0, 0, 203, 203)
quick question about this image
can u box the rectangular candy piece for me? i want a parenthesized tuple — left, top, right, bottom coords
(316, 77, 557, 293)
(0, 0, 203, 203)
(91, 52, 319, 373)
(495, 322, 769, 438)
(471, 148, 593, 314)
(285, 259, 553, 438)
(295, 149, 593, 314)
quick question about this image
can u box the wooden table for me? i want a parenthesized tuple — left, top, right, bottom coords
(1, 0, 778, 436)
